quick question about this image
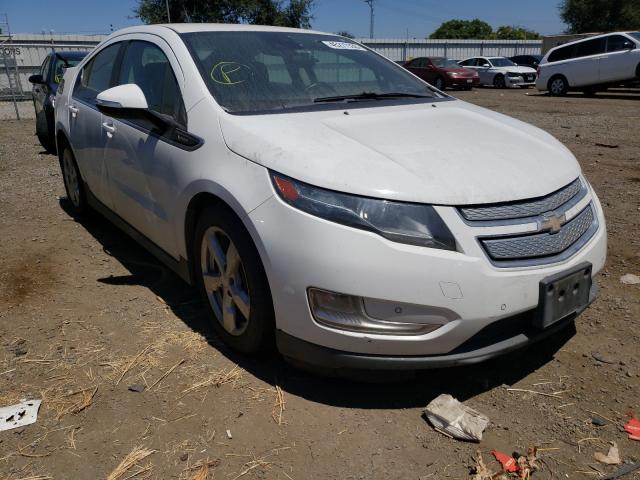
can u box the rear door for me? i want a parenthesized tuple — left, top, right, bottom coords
(103, 38, 189, 256)
(406, 58, 427, 81)
(600, 34, 638, 82)
(569, 37, 606, 86)
(69, 42, 123, 207)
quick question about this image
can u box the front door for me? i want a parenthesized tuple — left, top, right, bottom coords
(600, 35, 638, 83)
(103, 39, 188, 257)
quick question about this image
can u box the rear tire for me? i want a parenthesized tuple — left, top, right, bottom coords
(548, 75, 568, 96)
(493, 74, 506, 89)
(59, 144, 88, 216)
(194, 205, 275, 354)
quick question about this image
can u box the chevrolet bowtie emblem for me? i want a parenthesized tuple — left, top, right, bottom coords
(540, 212, 567, 234)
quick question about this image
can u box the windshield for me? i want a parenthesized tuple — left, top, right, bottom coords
(52, 57, 81, 84)
(489, 58, 516, 67)
(181, 31, 439, 113)
(431, 58, 460, 68)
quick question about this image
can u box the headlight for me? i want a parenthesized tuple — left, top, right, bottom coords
(447, 71, 459, 77)
(271, 172, 457, 250)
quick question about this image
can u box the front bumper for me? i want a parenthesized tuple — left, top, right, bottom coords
(506, 75, 537, 87)
(277, 283, 597, 370)
(248, 174, 607, 362)
(447, 76, 479, 88)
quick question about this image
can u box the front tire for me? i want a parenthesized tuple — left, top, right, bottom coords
(493, 74, 506, 89)
(548, 75, 568, 96)
(59, 144, 88, 216)
(194, 205, 275, 354)
(434, 76, 446, 90)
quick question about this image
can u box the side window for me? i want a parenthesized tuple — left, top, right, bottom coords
(607, 35, 634, 52)
(74, 43, 121, 102)
(575, 38, 606, 58)
(459, 59, 472, 66)
(548, 45, 575, 62)
(117, 40, 187, 127)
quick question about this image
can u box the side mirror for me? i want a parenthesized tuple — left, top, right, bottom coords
(29, 74, 45, 84)
(624, 42, 636, 50)
(96, 84, 148, 111)
(96, 83, 182, 132)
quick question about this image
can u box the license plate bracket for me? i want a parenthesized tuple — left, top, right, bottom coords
(534, 262, 592, 329)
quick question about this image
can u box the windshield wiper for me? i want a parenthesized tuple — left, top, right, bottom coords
(313, 92, 432, 103)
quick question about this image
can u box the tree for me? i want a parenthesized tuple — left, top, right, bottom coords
(559, 0, 640, 33)
(134, 0, 314, 28)
(494, 25, 541, 39)
(429, 19, 493, 39)
(336, 31, 355, 39)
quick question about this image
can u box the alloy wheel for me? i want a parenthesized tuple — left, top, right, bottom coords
(435, 77, 444, 90)
(550, 78, 565, 95)
(200, 226, 251, 336)
(62, 149, 80, 207)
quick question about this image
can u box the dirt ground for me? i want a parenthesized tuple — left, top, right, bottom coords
(1, 87, 639, 480)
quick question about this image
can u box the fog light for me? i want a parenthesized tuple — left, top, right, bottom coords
(308, 288, 441, 336)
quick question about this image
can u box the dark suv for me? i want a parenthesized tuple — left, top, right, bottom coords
(29, 51, 87, 153)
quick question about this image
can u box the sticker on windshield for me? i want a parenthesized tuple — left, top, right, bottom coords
(321, 41, 366, 51)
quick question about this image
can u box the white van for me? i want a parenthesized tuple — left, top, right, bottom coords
(536, 32, 640, 95)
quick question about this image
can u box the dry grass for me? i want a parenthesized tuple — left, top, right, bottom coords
(181, 365, 243, 395)
(189, 463, 209, 480)
(271, 385, 286, 425)
(106, 446, 156, 480)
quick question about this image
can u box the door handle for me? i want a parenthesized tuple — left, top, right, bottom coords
(68, 104, 78, 118)
(102, 121, 116, 137)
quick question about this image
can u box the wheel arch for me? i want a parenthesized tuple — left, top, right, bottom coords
(182, 188, 273, 288)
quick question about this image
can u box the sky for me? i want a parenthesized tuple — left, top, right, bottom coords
(0, 0, 568, 37)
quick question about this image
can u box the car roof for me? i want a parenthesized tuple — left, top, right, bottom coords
(549, 31, 637, 51)
(114, 23, 329, 36)
(50, 51, 88, 59)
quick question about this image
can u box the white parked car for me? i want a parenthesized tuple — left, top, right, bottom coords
(55, 24, 606, 372)
(537, 32, 640, 96)
(458, 56, 537, 88)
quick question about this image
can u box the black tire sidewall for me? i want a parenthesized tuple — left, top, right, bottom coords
(60, 145, 88, 216)
(548, 75, 568, 96)
(494, 74, 506, 88)
(193, 205, 275, 354)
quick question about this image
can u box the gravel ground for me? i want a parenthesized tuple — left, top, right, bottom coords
(0, 87, 639, 480)
(0, 100, 35, 120)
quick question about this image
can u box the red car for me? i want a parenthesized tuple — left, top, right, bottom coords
(404, 57, 479, 90)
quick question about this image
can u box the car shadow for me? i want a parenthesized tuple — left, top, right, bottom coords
(59, 197, 575, 409)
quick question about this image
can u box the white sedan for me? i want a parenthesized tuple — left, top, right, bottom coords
(54, 24, 605, 372)
(459, 56, 538, 88)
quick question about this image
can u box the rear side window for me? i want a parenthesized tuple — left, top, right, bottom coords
(117, 40, 187, 127)
(607, 35, 634, 52)
(548, 45, 575, 62)
(575, 37, 606, 57)
(75, 43, 121, 101)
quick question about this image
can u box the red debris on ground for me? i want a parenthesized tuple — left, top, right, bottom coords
(491, 450, 518, 473)
(624, 417, 640, 441)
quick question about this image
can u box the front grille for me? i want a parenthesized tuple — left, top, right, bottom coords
(481, 204, 596, 262)
(460, 178, 583, 222)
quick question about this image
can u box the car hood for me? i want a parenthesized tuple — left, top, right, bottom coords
(503, 65, 537, 73)
(218, 100, 580, 205)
